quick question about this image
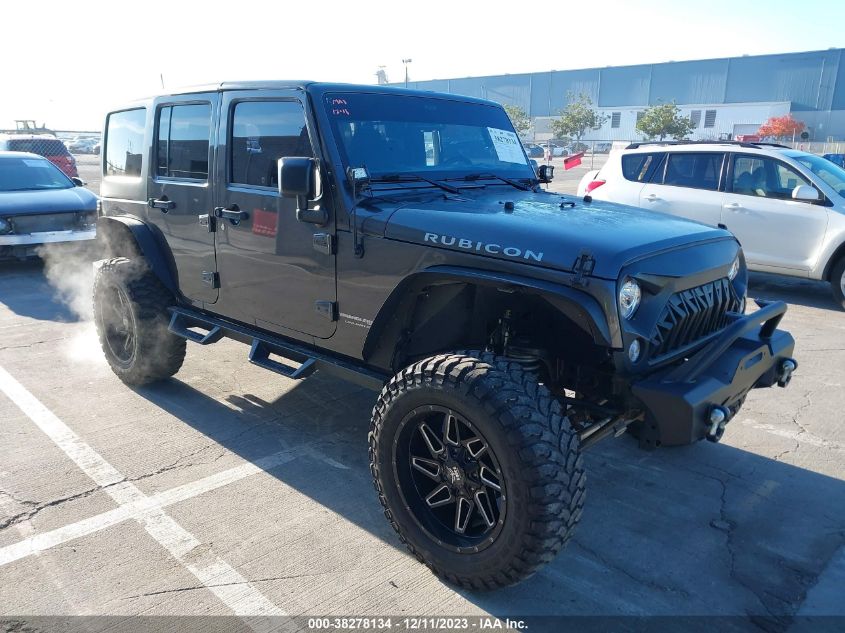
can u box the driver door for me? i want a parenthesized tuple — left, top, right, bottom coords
(721, 153, 829, 272)
(212, 91, 337, 339)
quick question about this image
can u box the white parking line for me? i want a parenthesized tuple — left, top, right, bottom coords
(0, 364, 286, 628)
(0, 448, 302, 567)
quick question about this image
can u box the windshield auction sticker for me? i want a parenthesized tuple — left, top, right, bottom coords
(487, 127, 527, 164)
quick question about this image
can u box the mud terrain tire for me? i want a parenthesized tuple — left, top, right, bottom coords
(369, 352, 585, 589)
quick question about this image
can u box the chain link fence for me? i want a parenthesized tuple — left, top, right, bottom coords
(0, 134, 80, 178)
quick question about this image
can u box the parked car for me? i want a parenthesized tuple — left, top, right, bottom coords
(0, 151, 97, 260)
(567, 141, 590, 154)
(92, 142, 101, 155)
(0, 134, 79, 178)
(593, 142, 612, 153)
(539, 142, 567, 156)
(823, 153, 845, 168)
(67, 138, 99, 154)
(578, 141, 845, 308)
(522, 143, 544, 158)
(94, 82, 795, 589)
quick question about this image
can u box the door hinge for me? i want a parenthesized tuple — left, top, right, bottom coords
(199, 213, 216, 232)
(571, 250, 595, 287)
(201, 271, 220, 288)
(315, 300, 338, 321)
(313, 232, 335, 255)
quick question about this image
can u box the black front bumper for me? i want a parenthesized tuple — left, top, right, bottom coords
(631, 301, 795, 446)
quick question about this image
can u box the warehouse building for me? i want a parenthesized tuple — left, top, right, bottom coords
(403, 48, 845, 142)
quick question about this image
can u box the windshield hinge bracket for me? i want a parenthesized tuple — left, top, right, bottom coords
(571, 250, 596, 287)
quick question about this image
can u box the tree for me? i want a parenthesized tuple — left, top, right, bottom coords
(503, 104, 531, 138)
(550, 93, 607, 142)
(758, 114, 806, 141)
(636, 102, 694, 141)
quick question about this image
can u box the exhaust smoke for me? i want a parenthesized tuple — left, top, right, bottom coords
(36, 241, 105, 365)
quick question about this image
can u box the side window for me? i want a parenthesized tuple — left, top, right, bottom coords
(731, 155, 811, 199)
(622, 153, 664, 183)
(156, 103, 211, 180)
(104, 108, 146, 177)
(230, 101, 312, 188)
(663, 152, 724, 191)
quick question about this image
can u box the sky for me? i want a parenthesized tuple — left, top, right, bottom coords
(1, 0, 843, 131)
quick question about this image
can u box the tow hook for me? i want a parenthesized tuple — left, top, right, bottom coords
(706, 405, 731, 443)
(777, 358, 797, 388)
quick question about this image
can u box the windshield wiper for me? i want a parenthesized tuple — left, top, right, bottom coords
(460, 173, 532, 192)
(374, 173, 462, 194)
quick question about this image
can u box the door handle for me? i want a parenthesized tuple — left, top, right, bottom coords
(148, 197, 175, 211)
(724, 202, 743, 210)
(644, 194, 659, 202)
(214, 205, 249, 225)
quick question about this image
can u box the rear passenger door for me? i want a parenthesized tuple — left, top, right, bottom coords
(638, 151, 726, 226)
(721, 153, 828, 272)
(147, 94, 219, 305)
(212, 91, 337, 339)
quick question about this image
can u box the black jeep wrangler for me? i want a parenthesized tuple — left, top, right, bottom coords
(94, 82, 796, 589)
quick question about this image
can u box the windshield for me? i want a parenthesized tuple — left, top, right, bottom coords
(324, 92, 534, 181)
(791, 153, 845, 197)
(0, 156, 73, 191)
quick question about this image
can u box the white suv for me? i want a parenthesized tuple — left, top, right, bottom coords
(578, 141, 845, 309)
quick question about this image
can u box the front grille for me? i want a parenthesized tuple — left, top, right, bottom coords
(10, 213, 80, 234)
(649, 278, 739, 358)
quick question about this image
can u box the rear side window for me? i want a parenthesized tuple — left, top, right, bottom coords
(7, 138, 70, 157)
(621, 153, 664, 183)
(105, 108, 146, 177)
(157, 104, 211, 180)
(230, 100, 312, 188)
(663, 152, 724, 191)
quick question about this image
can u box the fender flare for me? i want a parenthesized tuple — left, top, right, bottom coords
(97, 215, 179, 295)
(363, 265, 616, 363)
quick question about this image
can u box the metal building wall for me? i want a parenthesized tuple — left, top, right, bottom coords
(403, 48, 845, 139)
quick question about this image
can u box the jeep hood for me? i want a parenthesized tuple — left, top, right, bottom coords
(379, 189, 733, 279)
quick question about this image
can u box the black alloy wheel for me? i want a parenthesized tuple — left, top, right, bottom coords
(395, 405, 505, 552)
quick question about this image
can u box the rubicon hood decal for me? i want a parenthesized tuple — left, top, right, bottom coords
(423, 232, 543, 262)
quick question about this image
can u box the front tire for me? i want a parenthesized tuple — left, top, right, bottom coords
(369, 353, 585, 589)
(93, 257, 186, 385)
(832, 257, 845, 310)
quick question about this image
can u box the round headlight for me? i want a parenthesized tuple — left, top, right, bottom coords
(618, 278, 641, 320)
(728, 255, 740, 281)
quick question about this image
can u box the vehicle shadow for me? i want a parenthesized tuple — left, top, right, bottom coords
(749, 272, 839, 312)
(0, 260, 78, 322)
(134, 372, 845, 623)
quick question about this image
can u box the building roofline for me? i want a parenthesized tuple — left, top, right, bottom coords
(407, 47, 844, 86)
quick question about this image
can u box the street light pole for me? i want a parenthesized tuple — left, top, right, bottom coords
(402, 58, 412, 88)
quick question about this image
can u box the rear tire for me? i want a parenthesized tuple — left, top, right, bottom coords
(832, 257, 845, 311)
(93, 257, 186, 385)
(369, 352, 585, 589)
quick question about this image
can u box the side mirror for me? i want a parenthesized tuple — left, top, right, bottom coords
(792, 185, 820, 202)
(71, 176, 85, 187)
(278, 157, 326, 225)
(278, 157, 315, 198)
(537, 164, 555, 184)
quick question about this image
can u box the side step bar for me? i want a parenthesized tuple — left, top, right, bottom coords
(248, 340, 316, 380)
(167, 307, 386, 390)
